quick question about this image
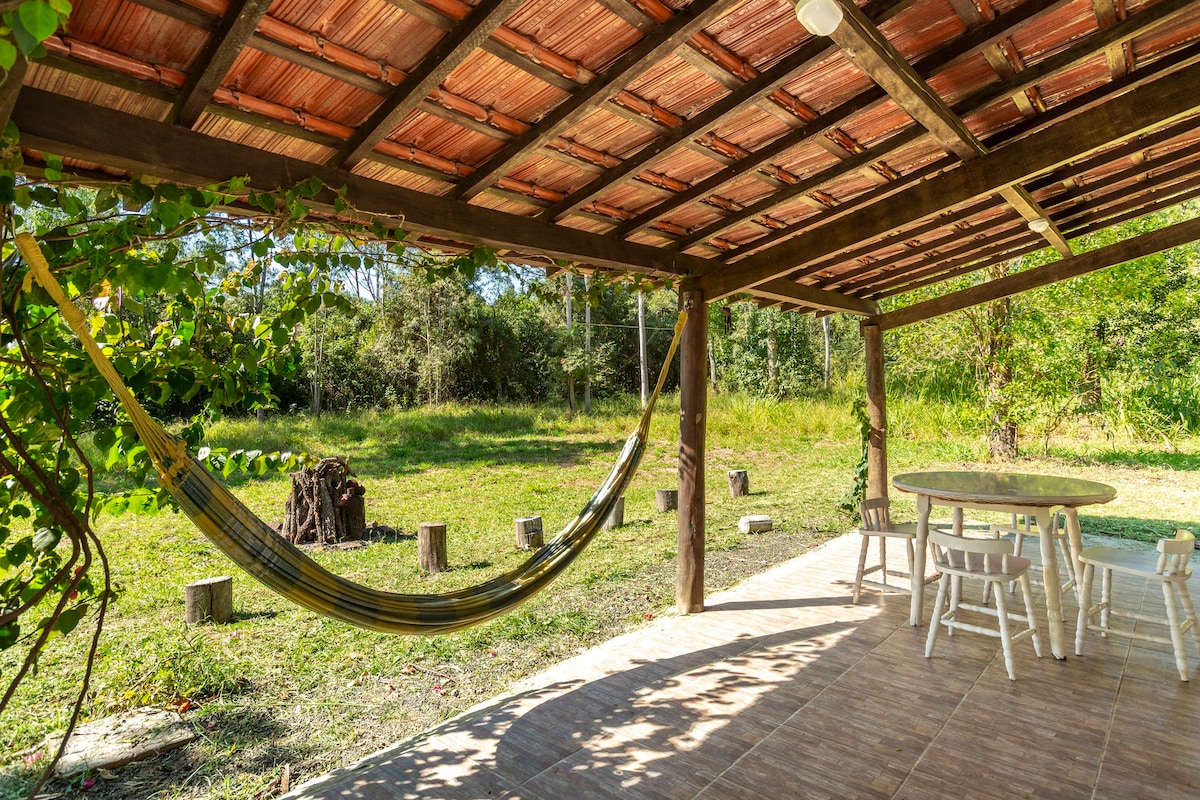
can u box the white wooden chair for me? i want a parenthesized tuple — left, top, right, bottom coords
(852, 497, 937, 604)
(1075, 530, 1199, 681)
(989, 511, 1076, 596)
(925, 529, 1043, 680)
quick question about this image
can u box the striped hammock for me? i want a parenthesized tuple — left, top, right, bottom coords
(16, 232, 685, 635)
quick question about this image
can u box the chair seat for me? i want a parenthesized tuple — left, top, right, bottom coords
(855, 521, 918, 538)
(1079, 546, 1194, 580)
(935, 552, 1031, 581)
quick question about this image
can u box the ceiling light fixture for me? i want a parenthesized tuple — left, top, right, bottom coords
(1028, 218, 1051, 234)
(795, 0, 843, 37)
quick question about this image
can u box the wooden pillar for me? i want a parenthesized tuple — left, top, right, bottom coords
(863, 322, 888, 502)
(677, 290, 707, 614)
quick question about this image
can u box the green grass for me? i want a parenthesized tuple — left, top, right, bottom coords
(3, 392, 1199, 799)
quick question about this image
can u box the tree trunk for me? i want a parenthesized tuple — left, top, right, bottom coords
(565, 274, 575, 416)
(282, 457, 366, 544)
(637, 290, 648, 406)
(822, 316, 831, 392)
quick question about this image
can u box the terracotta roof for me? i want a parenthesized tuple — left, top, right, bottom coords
(8, 0, 1200, 317)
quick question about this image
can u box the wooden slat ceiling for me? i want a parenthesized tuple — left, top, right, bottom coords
(9, 0, 1200, 317)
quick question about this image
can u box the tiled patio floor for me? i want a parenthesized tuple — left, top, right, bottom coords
(285, 530, 1199, 799)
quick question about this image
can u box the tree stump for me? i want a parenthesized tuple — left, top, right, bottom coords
(515, 516, 544, 550)
(281, 457, 365, 545)
(602, 496, 625, 530)
(185, 576, 232, 624)
(418, 521, 448, 573)
(728, 469, 750, 498)
(656, 489, 678, 512)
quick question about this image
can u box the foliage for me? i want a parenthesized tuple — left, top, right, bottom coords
(837, 397, 871, 519)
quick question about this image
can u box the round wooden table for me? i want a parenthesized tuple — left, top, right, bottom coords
(893, 471, 1116, 659)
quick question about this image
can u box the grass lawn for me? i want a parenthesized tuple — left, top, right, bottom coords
(3, 392, 1198, 799)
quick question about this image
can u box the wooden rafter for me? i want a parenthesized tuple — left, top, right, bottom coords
(693, 58, 1200, 300)
(11, 84, 871, 319)
(872, 214, 1200, 331)
(169, 0, 273, 127)
(332, 0, 527, 169)
(676, 0, 1191, 258)
(452, 0, 736, 201)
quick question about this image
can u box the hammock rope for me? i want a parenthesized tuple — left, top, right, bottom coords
(16, 233, 685, 635)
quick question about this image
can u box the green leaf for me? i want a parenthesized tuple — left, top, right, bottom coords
(52, 605, 86, 636)
(0, 621, 20, 649)
(18, 2, 59, 41)
(0, 39, 16, 72)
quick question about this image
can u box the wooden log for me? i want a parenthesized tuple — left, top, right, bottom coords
(728, 469, 749, 498)
(656, 488, 678, 512)
(514, 516, 544, 549)
(602, 496, 625, 530)
(418, 521, 448, 573)
(738, 514, 773, 533)
(677, 290, 707, 614)
(185, 576, 232, 624)
(281, 457, 365, 544)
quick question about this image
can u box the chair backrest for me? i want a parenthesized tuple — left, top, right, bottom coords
(1156, 530, 1195, 577)
(859, 498, 891, 531)
(929, 529, 1016, 575)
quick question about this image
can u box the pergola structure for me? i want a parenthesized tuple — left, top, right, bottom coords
(6, 0, 1200, 613)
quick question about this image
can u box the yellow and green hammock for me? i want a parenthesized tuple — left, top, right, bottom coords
(16, 232, 685, 635)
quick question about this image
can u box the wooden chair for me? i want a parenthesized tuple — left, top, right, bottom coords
(852, 498, 936, 604)
(989, 511, 1076, 596)
(925, 529, 1043, 680)
(1075, 530, 1199, 681)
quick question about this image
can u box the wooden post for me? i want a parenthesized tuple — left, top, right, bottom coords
(418, 521, 448, 573)
(602, 496, 625, 530)
(863, 322, 888, 502)
(655, 489, 678, 512)
(728, 469, 749, 498)
(677, 290, 707, 614)
(514, 516, 544, 549)
(185, 576, 232, 624)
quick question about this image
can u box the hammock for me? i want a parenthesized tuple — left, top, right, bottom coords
(16, 232, 686, 635)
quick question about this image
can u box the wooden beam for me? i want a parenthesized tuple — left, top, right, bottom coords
(677, 289, 707, 615)
(170, 0, 274, 127)
(833, 2, 1072, 257)
(333, 0, 527, 169)
(679, 0, 1187, 258)
(125, 0, 219, 31)
(695, 59, 1200, 299)
(750, 279, 880, 316)
(872, 214, 1200, 331)
(0, 54, 29, 133)
(11, 87, 700, 278)
(453, 0, 736, 201)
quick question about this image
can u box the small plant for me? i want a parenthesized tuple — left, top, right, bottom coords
(837, 397, 870, 521)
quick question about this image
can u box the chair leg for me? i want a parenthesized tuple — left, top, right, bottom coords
(1176, 581, 1200, 658)
(926, 573, 950, 658)
(994, 584, 1016, 680)
(1056, 536, 1076, 591)
(879, 536, 888, 586)
(1008, 531, 1026, 597)
(852, 534, 871, 604)
(1162, 581, 1190, 681)
(1018, 572, 1042, 658)
(1100, 568, 1113, 632)
(1076, 562, 1094, 656)
(905, 538, 915, 584)
(949, 575, 962, 636)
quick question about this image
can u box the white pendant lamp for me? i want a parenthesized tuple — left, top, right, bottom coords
(795, 0, 843, 36)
